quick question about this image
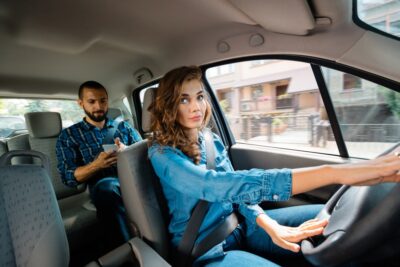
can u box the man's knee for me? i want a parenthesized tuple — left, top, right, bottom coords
(93, 178, 122, 203)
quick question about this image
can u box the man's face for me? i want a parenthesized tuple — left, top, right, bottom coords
(78, 88, 109, 122)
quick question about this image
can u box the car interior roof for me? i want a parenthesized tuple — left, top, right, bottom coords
(0, 0, 399, 102)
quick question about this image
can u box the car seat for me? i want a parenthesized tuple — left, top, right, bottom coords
(117, 87, 172, 261)
(0, 150, 69, 267)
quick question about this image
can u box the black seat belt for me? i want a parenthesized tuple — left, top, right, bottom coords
(176, 128, 215, 267)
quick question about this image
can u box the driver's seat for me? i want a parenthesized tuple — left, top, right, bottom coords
(117, 87, 171, 262)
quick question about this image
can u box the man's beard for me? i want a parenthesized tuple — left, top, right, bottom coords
(84, 108, 108, 122)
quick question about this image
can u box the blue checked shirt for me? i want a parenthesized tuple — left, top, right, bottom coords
(56, 117, 142, 187)
(149, 131, 292, 247)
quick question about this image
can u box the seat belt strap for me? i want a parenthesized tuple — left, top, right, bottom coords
(176, 128, 215, 267)
(103, 117, 123, 144)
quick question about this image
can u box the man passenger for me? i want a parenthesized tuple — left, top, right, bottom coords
(56, 80, 142, 249)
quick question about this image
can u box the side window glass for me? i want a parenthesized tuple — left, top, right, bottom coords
(0, 98, 83, 138)
(206, 60, 339, 155)
(321, 68, 400, 159)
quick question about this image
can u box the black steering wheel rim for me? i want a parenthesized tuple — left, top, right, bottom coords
(301, 144, 400, 267)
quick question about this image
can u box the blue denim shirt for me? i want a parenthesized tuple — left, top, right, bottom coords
(56, 117, 142, 187)
(148, 132, 292, 247)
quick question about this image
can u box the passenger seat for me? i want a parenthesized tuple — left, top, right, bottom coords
(24, 112, 99, 250)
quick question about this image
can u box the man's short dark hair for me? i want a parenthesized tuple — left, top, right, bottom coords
(78, 81, 108, 99)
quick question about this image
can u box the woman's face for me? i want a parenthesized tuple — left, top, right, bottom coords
(177, 79, 206, 131)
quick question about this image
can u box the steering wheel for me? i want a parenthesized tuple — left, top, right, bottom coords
(301, 147, 400, 267)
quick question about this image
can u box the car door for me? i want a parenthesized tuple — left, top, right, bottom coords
(202, 57, 400, 208)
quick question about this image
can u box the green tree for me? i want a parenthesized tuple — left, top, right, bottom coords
(379, 89, 400, 119)
(219, 99, 230, 113)
(25, 100, 49, 112)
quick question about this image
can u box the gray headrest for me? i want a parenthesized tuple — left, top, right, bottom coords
(108, 107, 123, 120)
(142, 87, 157, 133)
(25, 112, 62, 138)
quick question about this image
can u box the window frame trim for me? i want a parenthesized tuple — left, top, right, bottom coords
(352, 0, 400, 42)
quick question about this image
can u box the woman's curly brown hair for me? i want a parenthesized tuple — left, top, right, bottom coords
(148, 66, 211, 164)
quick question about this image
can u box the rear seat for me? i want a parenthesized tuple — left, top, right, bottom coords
(0, 139, 7, 156)
(7, 133, 33, 164)
(24, 111, 100, 250)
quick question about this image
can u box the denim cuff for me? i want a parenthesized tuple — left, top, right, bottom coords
(264, 168, 292, 202)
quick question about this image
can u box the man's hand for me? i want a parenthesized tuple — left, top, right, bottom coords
(92, 151, 118, 169)
(256, 214, 328, 253)
(114, 137, 126, 152)
(74, 150, 117, 183)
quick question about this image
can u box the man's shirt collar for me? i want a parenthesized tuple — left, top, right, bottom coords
(80, 117, 114, 130)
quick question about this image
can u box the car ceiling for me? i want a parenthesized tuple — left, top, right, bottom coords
(0, 0, 399, 102)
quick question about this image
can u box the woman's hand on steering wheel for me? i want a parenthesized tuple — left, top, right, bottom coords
(256, 214, 328, 253)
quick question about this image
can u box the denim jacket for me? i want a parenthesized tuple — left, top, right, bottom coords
(148, 132, 292, 247)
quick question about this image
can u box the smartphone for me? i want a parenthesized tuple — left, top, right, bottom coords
(102, 144, 118, 153)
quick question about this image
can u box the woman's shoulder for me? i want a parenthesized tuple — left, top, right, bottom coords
(148, 141, 184, 158)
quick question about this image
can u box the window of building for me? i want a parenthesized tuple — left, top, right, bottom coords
(251, 85, 264, 99)
(343, 73, 362, 90)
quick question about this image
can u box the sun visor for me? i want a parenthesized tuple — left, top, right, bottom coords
(228, 0, 315, 35)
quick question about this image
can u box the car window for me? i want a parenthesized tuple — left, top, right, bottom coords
(355, 0, 400, 39)
(0, 116, 26, 138)
(321, 67, 400, 159)
(0, 98, 84, 136)
(206, 60, 339, 155)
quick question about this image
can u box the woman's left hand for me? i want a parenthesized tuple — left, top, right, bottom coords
(256, 214, 328, 253)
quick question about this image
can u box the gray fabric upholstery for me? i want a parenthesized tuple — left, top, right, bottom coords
(24, 111, 85, 199)
(141, 88, 156, 132)
(0, 140, 7, 157)
(29, 137, 85, 199)
(24, 111, 99, 252)
(118, 141, 170, 259)
(7, 134, 33, 164)
(25, 112, 62, 138)
(108, 107, 123, 120)
(0, 153, 69, 267)
(57, 190, 99, 249)
(119, 86, 171, 258)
